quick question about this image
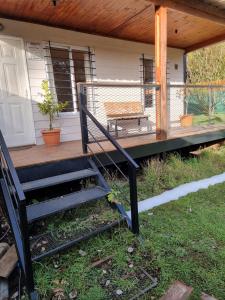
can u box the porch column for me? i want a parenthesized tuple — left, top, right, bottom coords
(155, 5, 168, 140)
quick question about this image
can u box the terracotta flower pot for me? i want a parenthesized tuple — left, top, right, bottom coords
(41, 128, 61, 146)
(180, 115, 193, 128)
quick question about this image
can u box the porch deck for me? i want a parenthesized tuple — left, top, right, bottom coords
(11, 124, 225, 169)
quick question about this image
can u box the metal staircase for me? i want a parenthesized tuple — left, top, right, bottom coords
(0, 122, 139, 299)
(25, 160, 110, 223)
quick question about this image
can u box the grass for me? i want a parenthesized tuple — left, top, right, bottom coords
(33, 145, 225, 299)
(111, 145, 225, 206)
(29, 201, 121, 260)
(193, 113, 225, 126)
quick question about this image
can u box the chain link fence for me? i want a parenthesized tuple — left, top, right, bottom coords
(80, 83, 160, 142)
(79, 82, 225, 142)
(168, 84, 225, 133)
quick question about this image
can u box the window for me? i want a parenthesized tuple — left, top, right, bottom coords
(142, 58, 154, 108)
(50, 47, 88, 112)
(143, 58, 154, 83)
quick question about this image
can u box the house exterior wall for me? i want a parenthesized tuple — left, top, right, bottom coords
(0, 18, 185, 145)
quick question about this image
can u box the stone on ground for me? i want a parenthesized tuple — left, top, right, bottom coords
(0, 243, 9, 259)
(201, 292, 218, 300)
(160, 281, 193, 300)
(0, 245, 18, 278)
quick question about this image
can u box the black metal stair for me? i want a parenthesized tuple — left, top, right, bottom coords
(30, 218, 123, 262)
(24, 156, 124, 263)
(0, 89, 140, 300)
(22, 168, 98, 192)
(26, 186, 110, 223)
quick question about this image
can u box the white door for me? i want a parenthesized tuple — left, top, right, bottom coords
(0, 36, 35, 147)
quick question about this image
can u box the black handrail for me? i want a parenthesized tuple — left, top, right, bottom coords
(78, 83, 139, 234)
(82, 105, 139, 170)
(0, 131, 36, 299)
(0, 130, 25, 201)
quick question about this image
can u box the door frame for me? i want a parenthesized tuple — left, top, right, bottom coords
(0, 34, 36, 146)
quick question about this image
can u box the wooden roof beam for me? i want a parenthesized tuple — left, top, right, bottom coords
(185, 33, 225, 53)
(148, 0, 225, 25)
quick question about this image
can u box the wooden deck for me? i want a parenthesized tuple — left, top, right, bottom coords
(10, 124, 225, 169)
(10, 133, 153, 168)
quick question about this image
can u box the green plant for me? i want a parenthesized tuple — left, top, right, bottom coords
(108, 188, 121, 203)
(38, 80, 68, 130)
(187, 43, 225, 83)
(186, 43, 225, 120)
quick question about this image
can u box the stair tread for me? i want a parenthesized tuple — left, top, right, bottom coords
(22, 169, 98, 192)
(31, 219, 122, 261)
(26, 186, 109, 223)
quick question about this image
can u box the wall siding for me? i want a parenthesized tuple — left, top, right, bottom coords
(0, 18, 184, 145)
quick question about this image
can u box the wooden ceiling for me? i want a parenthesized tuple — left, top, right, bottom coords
(0, 0, 225, 51)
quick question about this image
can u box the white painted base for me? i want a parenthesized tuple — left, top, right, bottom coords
(127, 172, 225, 216)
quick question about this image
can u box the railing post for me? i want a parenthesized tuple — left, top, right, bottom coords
(0, 158, 3, 180)
(208, 86, 213, 124)
(19, 203, 37, 299)
(128, 163, 139, 234)
(78, 85, 89, 154)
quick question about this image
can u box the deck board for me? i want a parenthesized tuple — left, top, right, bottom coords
(10, 125, 225, 169)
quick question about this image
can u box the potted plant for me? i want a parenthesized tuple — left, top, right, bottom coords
(38, 80, 68, 146)
(179, 87, 193, 127)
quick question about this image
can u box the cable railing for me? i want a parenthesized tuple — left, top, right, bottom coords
(78, 83, 140, 234)
(77, 81, 225, 142)
(168, 84, 225, 132)
(78, 82, 161, 141)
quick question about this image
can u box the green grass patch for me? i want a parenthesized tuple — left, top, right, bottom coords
(193, 113, 225, 126)
(109, 145, 225, 206)
(33, 145, 225, 299)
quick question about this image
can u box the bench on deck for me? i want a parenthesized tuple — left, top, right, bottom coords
(104, 101, 151, 137)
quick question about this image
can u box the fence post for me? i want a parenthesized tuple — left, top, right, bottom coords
(128, 163, 139, 234)
(78, 85, 89, 154)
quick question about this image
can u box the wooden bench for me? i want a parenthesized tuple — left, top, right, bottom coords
(104, 101, 150, 137)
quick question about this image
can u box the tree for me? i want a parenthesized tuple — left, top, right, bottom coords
(186, 43, 225, 120)
(187, 43, 225, 83)
(38, 80, 68, 130)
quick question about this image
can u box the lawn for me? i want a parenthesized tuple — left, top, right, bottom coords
(33, 145, 225, 299)
(193, 113, 225, 126)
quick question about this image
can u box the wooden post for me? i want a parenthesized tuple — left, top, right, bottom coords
(155, 5, 168, 140)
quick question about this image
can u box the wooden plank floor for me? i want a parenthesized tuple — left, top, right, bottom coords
(10, 124, 225, 168)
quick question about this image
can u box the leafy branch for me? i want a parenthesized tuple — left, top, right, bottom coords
(38, 80, 68, 130)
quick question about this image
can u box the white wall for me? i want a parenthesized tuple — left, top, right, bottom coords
(0, 18, 185, 144)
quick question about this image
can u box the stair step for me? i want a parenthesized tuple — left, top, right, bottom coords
(26, 186, 109, 223)
(31, 219, 123, 261)
(22, 169, 98, 192)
